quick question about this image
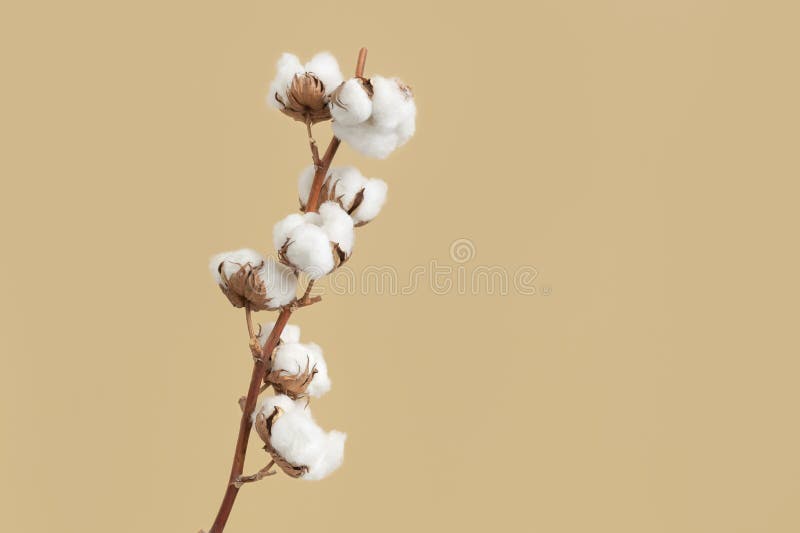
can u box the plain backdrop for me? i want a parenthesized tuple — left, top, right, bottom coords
(2, 1, 799, 532)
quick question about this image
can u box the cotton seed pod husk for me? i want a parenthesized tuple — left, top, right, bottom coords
(254, 408, 309, 478)
(265, 355, 318, 400)
(275, 73, 332, 124)
(217, 262, 276, 311)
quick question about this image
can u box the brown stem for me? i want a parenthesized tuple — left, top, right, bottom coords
(209, 307, 293, 533)
(306, 119, 321, 168)
(355, 47, 368, 78)
(207, 46, 368, 533)
(304, 136, 341, 213)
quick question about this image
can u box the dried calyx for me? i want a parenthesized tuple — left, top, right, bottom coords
(276, 73, 331, 124)
(268, 52, 344, 125)
(210, 250, 297, 311)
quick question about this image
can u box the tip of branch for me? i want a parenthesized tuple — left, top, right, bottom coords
(355, 47, 368, 78)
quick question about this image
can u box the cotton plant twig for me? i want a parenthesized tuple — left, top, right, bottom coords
(204, 45, 416, 532)
(207, 48, 368, 533)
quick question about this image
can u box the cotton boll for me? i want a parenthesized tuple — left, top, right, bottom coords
(328, 166, 366, 206)
(370, 76, 416, 130)
(304, 52, 343, 95)
(258, 321, 301, 346)
(350, 178, 388, 225)
(256, 259, 297, 308)
(285, 224, 335, 279)
(319, 201, 355, 256)
(209, 249, 264, 285)
(330, 79, 373, 126)
(268, 406, 347, 481)
(268, 53, 304, 110)
(272, 341, 331, 398)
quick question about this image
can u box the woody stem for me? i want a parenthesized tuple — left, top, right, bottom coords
(208, 46, 368, 533)
(304, 47, 367, 213)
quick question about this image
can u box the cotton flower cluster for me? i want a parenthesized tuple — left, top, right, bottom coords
(273, 201, 354, 279)
(209, 249, 297, 310)
(258, 322, 331, 399)
(253, 394, 346, 480)
(268, 52, 343, 124)
(298, 165, 388, 226)
(330, 75, 416, 159)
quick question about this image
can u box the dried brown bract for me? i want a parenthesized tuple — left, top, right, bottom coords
(275, 73, 332, 124)
(265, 355, 318, 400)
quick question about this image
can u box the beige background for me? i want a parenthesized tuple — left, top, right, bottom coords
(2, 1, 799, 532)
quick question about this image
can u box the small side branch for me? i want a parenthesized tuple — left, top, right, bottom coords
(232, 461, 277, 488)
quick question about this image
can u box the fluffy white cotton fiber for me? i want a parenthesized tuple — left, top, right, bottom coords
(319, 201, 355, 255)
(258, 321, 302, 345)
(268, 53, 304, 110)
(255, 259, 297, 308)
(330, 78, 373, 126)
(256, 394, 346, 481)
(332, 75, 416, 159)
(303, 52, 343, 95)
(273, 341, 331, 398)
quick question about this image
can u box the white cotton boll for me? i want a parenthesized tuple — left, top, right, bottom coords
(330, 79, 373, 126)
(273, 341, 331, 398)
(285, 224, 334, 279)
(332, 122, 400, 159)
(370, 76, 416, 130)
(319, 201, 355, 255)
(268, 53, 304, 109)
(258, 321, 301, 346)
(351, 179, 388, 225)
(268, 406, 347, 481)
(255, 259, 297, 308)
(304, 52, 343, 95)
(209, 249, 264, 285)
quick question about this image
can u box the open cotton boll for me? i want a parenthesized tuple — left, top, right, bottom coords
(273, 342, 331, 398)
(268, 405, 346, 481)
(209, 249, 264, 285)
(258, 321, 301, 346)
(268, 53, 304, 110)
(304, 52, 343, 95)
(330, 79, 373, 126)
(351, 179, 388, 225)
(284, 224, 335, 279)
(255, 259, 297, 309)
(319, 201, 355, 256)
